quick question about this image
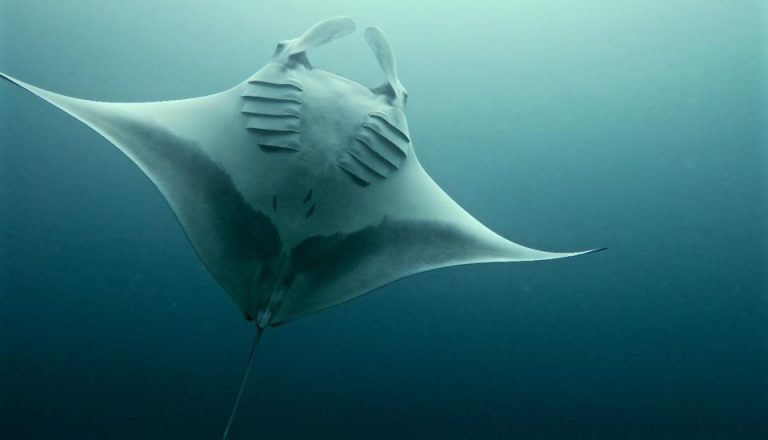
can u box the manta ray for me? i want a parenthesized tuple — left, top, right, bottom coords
(1, 16, 602, 438)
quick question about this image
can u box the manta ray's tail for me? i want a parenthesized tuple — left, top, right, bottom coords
(222, 326, 265, 440)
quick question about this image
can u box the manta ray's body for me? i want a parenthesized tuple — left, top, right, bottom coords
(1, 16, 601, 435)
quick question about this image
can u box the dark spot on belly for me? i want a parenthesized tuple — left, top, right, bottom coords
(303, 189, 313, 204)
(305, 203, 316, 218)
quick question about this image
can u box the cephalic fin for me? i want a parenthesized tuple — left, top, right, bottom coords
(364, 27, 407, 106)
(276, 16, 356, 60)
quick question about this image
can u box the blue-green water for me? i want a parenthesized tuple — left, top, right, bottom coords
(1, 1, 766, 438)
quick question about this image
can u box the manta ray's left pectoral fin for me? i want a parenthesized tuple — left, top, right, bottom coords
(0, 70, 230, 173)
(1, 71, 270, 312)
(1, 72, 131, 142)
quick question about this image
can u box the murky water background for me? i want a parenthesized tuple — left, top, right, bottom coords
(1, 1, 766, 438)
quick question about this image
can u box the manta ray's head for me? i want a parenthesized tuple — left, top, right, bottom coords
(241, 16, 412, 185)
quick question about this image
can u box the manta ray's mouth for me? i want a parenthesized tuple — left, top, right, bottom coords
(269, 16, 408, 109)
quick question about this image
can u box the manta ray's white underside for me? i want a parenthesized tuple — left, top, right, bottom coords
(1, 17, 601, 327)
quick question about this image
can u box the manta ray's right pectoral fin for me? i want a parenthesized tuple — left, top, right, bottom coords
(365, 27, 407, 107)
